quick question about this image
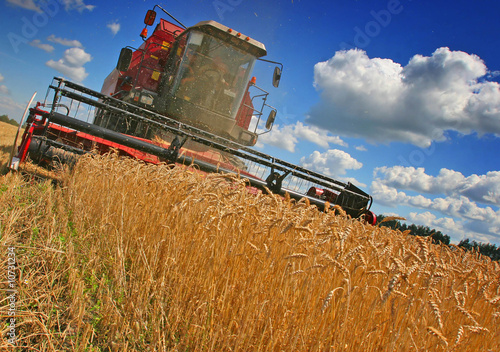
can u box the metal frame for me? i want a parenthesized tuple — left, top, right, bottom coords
(14, 77, 373, 219)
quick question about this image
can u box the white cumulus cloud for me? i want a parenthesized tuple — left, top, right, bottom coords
(257, 120, 346, 152)
(308, 47, 500, 147)
(29, 39, 55, 53)
(0, 73, 9, 94)
(406, 212, 494, 244)
(370, 179, 500, 242)
(293, 121, 347, 149)
(257, 123, 297, 152)
(47, 34, 83, 48)
(300, 149, 362, 178)
(374, 166, 500, 206)
(107, 21, 121, 36)
(6, 0, 41, 12)
(0, 95, 25, 118)
(46, 47, 92, 82)
(60, 0, 95, 12)
(7, 0, 95, 12)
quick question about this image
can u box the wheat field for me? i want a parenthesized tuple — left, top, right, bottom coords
(0, 122, 19, 174)
(0, 122, 499, 351)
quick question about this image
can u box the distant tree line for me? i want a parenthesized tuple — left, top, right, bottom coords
(0, 114, 19, 127)
(456, 238, 500, 261)
(376, 214, 500, 261)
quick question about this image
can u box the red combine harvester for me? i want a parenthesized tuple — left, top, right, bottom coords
(8, 5, 375, 224)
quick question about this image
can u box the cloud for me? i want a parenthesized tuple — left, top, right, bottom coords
(257, 120, 346, 152)
(308, 47, 500, 147)
(60, 0, 95, 12)
(107, 22, 121, 36)
(430, 195, 498, 222)
(300, 149, 362, 178)
(407, 212, 458, 230)
(355, 145, 367, 151)
(29, 39, 55, 53)
(7, 0, 95, 12)
(406, 212, 495, 244)
(0, 95, 25, 118)
(370, 179, 497, 219)
(293, 121, 347, 148)
(46, 47, 92, 82)
(374, 166, 500, 206)
(257, 123, 297, 152)
(0, 74, 9, 94)
(370, 179, 500, 241)
(47, 34, 83, 48)
(406, 212, 463, 239)
(370, 180, 409, 207)
(6, 0, 42, 12)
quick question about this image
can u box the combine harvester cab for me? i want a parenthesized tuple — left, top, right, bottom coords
(97, 6, 277, 148)
(8, 5, 376, 225)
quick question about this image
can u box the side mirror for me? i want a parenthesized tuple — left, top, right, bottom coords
(116, 48, 133, 72)
(265, 110, 276, 130)
(144, 10, 156, 26)
(272, 66, 281, 88)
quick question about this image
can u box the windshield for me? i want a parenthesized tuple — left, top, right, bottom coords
(171, 30, 256, 119)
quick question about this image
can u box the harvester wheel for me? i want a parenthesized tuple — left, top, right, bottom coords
(363, 210, 377, 226)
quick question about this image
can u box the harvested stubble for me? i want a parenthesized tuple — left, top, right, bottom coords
(1, 153, 499, 351)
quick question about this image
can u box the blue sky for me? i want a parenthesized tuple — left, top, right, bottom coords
(1, 0, 500, 245)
